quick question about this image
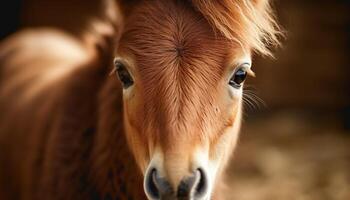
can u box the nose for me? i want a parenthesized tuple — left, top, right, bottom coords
(177, 169, 207, 199)
(144, 168, 208, 200)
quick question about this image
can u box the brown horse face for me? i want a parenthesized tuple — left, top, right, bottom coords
(115, 1, 253, 199)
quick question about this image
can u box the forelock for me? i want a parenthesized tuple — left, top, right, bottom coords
(190, 0, 282, 56)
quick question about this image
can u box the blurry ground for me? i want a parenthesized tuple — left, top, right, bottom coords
(225, 111, 350, 200)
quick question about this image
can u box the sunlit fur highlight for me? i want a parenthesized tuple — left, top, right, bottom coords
(191, 0, 281, 56)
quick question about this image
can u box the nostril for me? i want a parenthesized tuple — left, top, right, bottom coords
(194, 168, 208, 198)
(177, 168, 208, 199)
(145, 168, 160, 199)
(145, 168, 173, 199)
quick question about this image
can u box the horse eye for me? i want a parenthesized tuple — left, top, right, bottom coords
(114, 61, 134, 89)
(229, 68, 247, 88)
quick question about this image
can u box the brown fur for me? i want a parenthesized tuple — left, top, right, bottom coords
(0, 0, 280, 199)
(0, 28, 145, 199)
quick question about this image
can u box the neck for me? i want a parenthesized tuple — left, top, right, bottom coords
(90, 78, 146, 199)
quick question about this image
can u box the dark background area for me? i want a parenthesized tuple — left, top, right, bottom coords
(252, 0, 350, 122)
(0, 0, 349, 199)
(0, 0, 21, 39)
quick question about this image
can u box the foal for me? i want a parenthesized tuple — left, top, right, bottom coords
(0, 0, 280, 199)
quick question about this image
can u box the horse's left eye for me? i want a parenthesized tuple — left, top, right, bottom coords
(114, 61, 134, 89)
(229, 68, 247, 88)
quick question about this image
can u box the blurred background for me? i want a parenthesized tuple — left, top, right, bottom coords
(0, 0, 349, 199)
(229, 1, 350, 199)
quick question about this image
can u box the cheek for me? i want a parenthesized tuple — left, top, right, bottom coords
(123, 90, 150, 172)
(210, 117, 241, 170)
(208, 101, 243, 182)
(191, 110, 242, 198)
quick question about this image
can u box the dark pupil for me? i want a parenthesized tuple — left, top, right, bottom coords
(234, 69, 247, 84)
(229, 69, 247, 87)
(115, 63, 134, 88)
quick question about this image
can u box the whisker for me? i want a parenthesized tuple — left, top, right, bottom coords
(245, 91, 266, 108)
(242, 86, 266, 112)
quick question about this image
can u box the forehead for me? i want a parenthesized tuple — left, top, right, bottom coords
(117, 0, 244, 138)
(117, 1, 239, 80)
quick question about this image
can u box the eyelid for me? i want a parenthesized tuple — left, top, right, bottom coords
(112, 57, 136, 78)
(113, 57, 127, 68)
(110, 58, 124, 76)
(237, 63, 255, 77)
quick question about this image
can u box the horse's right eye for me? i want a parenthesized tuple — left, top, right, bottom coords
(114, 61, 134, 89)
